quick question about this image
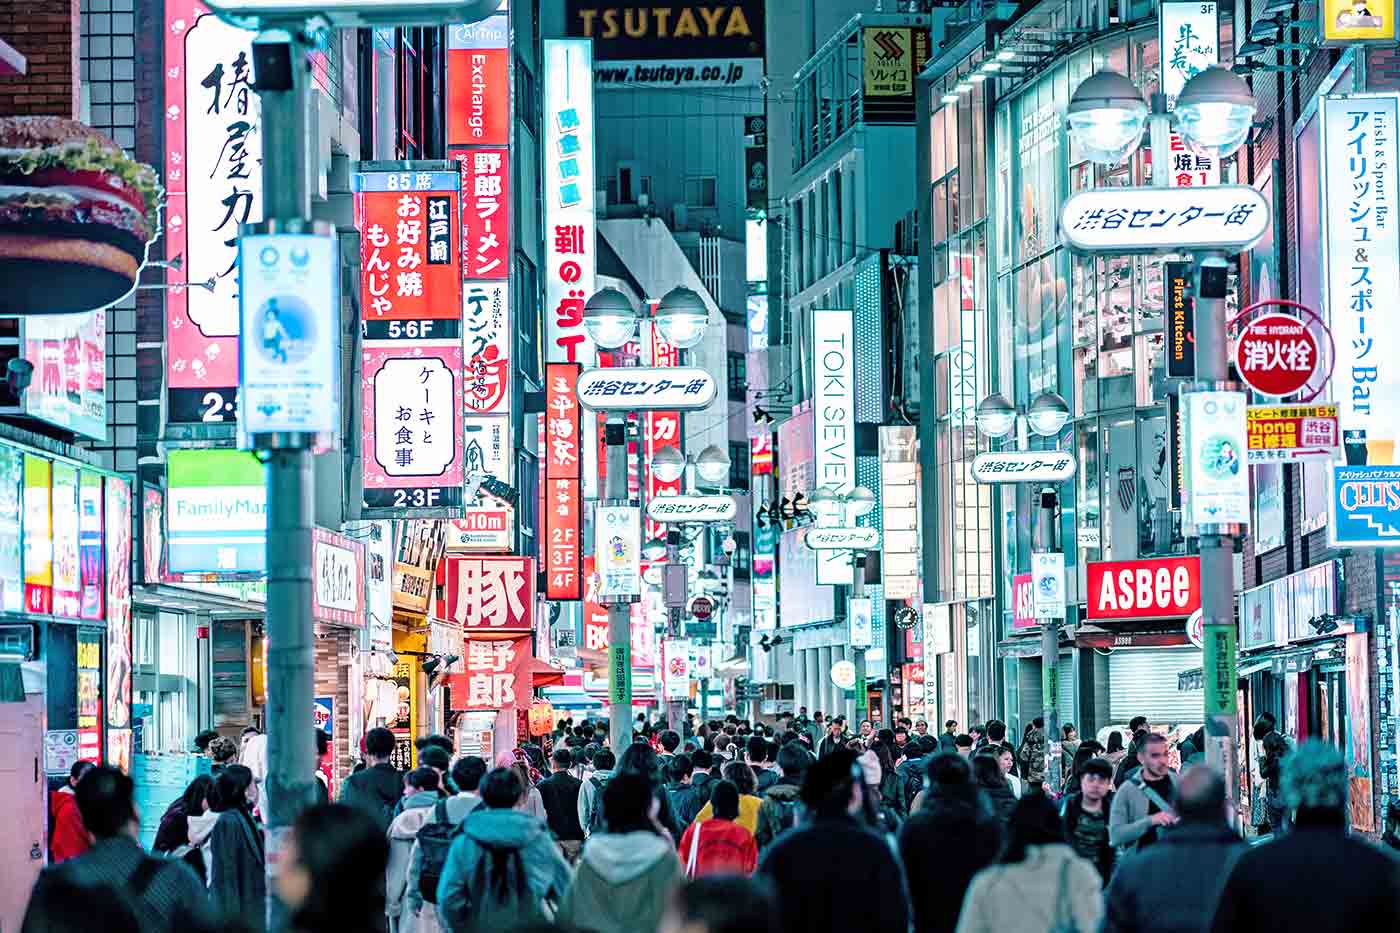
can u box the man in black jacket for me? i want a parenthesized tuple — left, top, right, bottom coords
(1061, 756, 1117, 884)
(340, 726, 402, 832)
(1103, 765, 1244, 933)
(536, 747, 585, 861)
(1209, 741, 1400, 933)
(760, 750, 910, 933)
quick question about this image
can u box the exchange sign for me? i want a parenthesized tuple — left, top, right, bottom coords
(646, 495, 737, 523)
(1060, 185, 1269, 254)
(1246, 404, 1340, 464)
(971, 451, 1077, 484)
(575, 367, 718, 410)
(805, 527, 881, 551)
(1233, 314, 1319, 397)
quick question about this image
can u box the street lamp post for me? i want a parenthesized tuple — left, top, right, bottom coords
(583, 286, 712, 751)
(809, 484, 877, 724)
(975, 391, 1070, 791)
(1067, 64, 1260, 814)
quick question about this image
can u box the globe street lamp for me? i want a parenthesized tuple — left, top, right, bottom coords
(1066, 70, 1149, 165)
(649, 445, 686, 484)
(582, 286, 641, 350)
(655, 285, 710, 349)
(1174, 65, 1257, 159)
(694, 443, 731, 485)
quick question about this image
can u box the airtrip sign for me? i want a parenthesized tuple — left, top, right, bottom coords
(1086, 556, 1201, 622)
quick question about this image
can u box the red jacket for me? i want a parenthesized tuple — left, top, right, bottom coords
(49, 787, 90, 863)
(678, 817, 757, 877)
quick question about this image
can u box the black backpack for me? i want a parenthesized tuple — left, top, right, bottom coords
(417, 798, 459, 904)
(585, 773, 612, 834)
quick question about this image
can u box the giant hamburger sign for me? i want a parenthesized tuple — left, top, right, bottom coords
(1086, 556, 1201, 622)
(0, 117, 163, 315)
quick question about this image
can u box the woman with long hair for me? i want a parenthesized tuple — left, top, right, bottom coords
(495, 750, 547, 822)
(1103, 731, 1127, 769)
(207, 764, 267, 931)
(617, 740, 684, 837)
(277, 803, 390, 933)
(955, 795, 1103, 933)
(972, 750, 1017, 829)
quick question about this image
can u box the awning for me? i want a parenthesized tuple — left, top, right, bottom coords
(714, 654, 750, 677)
(529, 658, 566, 688)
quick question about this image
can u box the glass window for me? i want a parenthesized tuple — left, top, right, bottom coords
(133, 611, 199, 754)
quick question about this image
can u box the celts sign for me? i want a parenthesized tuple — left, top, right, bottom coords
(1060, 185, 1270, 254)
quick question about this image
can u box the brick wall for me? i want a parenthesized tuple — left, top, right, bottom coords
(0, 0, 80, 118)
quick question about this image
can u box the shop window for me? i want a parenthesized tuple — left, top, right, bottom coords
(727, 352, 747, 400)
(1076, 421, 1102, 562)
(727, 441, 749, 490)
(685, 176, 717, 208)
(1134, 333, 1167, 406)
(1135, 411, 1179, 555)
(133, 611, 200, 755)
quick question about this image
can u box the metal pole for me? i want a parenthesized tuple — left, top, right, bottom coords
(1035, 486, 1062, 794)
(852, 553, 868, 726)
(1192, 251, 1240, 819)
(605, 415, 633, 752)
(251, 29, 316, 933)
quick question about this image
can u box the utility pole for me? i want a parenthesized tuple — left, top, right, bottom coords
(1034, 487, 1062, 793)
(1190, 252, 1240, 815)
(249, 27, 317, 933)
(603, 415, 633, 752)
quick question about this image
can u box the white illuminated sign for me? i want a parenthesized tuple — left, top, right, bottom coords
(645, 495, 738, 523)
(1060, 186, 1269, 254)
(849, 597, 873, 649)
(813, 308, 856, 584)
(594, 504, 641, 601)
(971, 451, 1077, 484)
(575, 367, 718, 411)
(372, 357, 457, 478)
(1181, 391, 1250, 528)
(805, 527, 881, 551)
(1158, 1, 1218, 106)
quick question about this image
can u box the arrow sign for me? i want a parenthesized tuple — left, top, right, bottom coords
(576, 366, 718, 411)
(805, 527, 881, 551)
(646, 494, 737, 523)
(1060, 185, 1270, 254)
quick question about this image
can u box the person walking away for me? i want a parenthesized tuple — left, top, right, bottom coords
(899, 753, 1002, 933)
(1102, 766, 1244, 933)
(1059, 756, 1115, 885)
(758, 749, 910, 933)
(342, 726, 403, 833)
(386, 768, 444, 933)
(23, 766, 211, 933)
(857, 748, 904, 834)
(665, 754, 706, 828)
(277, 803, 389, 933)
(578, 747, 616, 836)
(870, 740, 907, 819)
(557, 772, 683, 933)
(537, 747, 586, 862)
(755, 742, 810, 851)
(154, 773, 215, 880)
(616, 741, 685, 839)
(658, 875, 778, 933)
(209, 735, 238, 776)
(403, 756, 489, 933)
(747, 737, 779, 793)
(897, 737, 934, 812)
(1112, 717, 1150, 789)
(1209, 740, 1400, 933)
(954, 794, 1103, 933)
(49, 761, 95, 863)
(689, 748, 717, 807)
(1253, 716, 1290, 836)
(496, 751, 547, 822)
(694, 761, 764, 834)
(678, 781, 757, 878)
(206, 764, 267, 931)
(435, 768, 571, 933)
(972, 751, 1017, 829)
(1109, 733, 1179, 854)
(1018, 718, 1047, 792)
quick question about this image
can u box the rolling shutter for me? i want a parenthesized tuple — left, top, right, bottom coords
(1107, 646, 1204, 725)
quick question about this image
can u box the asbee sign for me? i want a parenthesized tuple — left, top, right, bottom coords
(805, 527, 880, 551)
(1060, 186, 1269, 254)
(576, 366, 717, 410)
(971, 451, 1077, 484)
(646, 495, 737, 523)
(1086, 556, 1201, 622)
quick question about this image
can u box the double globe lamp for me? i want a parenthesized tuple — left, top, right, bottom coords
(1066, 64, 1256, 165)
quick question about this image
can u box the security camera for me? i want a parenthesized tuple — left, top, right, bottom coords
(6, 358, 33, 396)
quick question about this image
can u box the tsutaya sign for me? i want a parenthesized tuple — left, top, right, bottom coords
(575, 367, 717, 410)
(971, 451, 1077, 484)
(1060, 186, 1270, 254)
(805, 527, 880, 551)
(646, 495, 737, 523)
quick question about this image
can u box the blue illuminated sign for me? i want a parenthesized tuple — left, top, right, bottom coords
(1329, 464, 1400, 548)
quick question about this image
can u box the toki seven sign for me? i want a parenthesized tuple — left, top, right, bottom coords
(1061, 185, 1270, 254)
(646, 495, 737, 523)
(575, 367, 718, 410)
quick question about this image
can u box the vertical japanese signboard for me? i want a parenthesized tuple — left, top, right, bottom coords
(106, 477, 133, 734)
(1158, 2, 1219, 188)
(447, 15, 510, 147)
(449, 635, 532, 710)
(543, 40, 597, 367)
(0, 445, 21, 614)
(879, 425, 919, 600)
(545, 363, 583, 599)
(312, 528, 366, 628)
(813, 309, 856, 584)
(1165, 261, 1196, 378)
(438, 555, 535, 631)
(79, 472, 104, 622)
(645, 327, 683, 543)
(1322, 95, 1400, 453)
(164, 0, 262, 426)
(51, 463, 81, 619)
(355, 168, 465, 515)
(77, 627, 103, 764)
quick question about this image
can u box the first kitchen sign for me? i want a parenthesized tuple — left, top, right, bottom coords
(1086, 556, 1201, 622)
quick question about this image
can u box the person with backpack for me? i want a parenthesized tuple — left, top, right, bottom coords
(404, 756, 488, 933)
(341, 726, 403, 833)
(677, 781, 758, 878)
(436, 768, 571, 933)
(689, 748, 717, 806)
(578, 747, 616, 837)
(1108, 733, 1179, 854)
(665, 754, 706, 828)
(387, 768, 446, 933)
(755, 741, 809, 850)
(558, 772, 683, 933)
(24, 766, 212, 933)
(536, 747, 586, 862)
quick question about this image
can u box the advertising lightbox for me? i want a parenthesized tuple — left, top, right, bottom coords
(166, 449, 267, 576)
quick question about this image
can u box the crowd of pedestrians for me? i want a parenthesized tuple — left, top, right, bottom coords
(20, 710, 1400, 933)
